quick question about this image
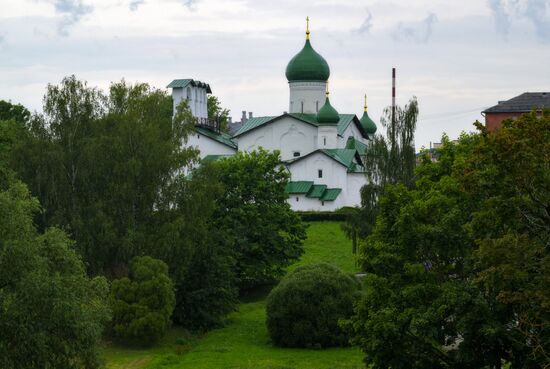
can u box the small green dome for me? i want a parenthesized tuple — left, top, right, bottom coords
(317, 97, 340, 124)
(360, 110, 377, 135)
(286, 39, 330, 82)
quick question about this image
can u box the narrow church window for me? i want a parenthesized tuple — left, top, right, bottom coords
(321, 201, 325, 206)
(318, 169, 323, 178)
(323, 137, 326, 146)
(296, 197, 299, 202)
(301, 101, 304, 113)
(316, 101, 319, 112)
(293, 151, 301, 157)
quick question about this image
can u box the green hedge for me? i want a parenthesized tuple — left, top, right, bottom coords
(296, 207, 358, 222)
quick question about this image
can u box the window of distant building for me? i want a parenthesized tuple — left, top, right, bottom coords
(296, 197, 299, 202)
(321, 201, 325, 206)
(318, 169, 323, 178)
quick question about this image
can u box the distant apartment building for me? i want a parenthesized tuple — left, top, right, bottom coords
(482, 92, 550, 131)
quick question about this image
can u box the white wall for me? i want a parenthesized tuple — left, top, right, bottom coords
(186, 132, 236, 159)
(287, 152, 347, 189)
(236, 116, 318, 161)
(345, 172, 367, 208)
(289, 81, 326, 114)
(172, 86, 208, 121)
(317, 126, 338, 149)
(338, 121, 368, 148)
(287, 194, 343, 211)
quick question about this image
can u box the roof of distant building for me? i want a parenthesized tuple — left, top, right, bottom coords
(167, 79, 212, 93)
(195, 126, 237, 149)
(483, 92, 550, 113)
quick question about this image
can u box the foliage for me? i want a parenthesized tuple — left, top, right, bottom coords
(344, 97, 419, 245)
(0, 167, 110, 369)
(207, 95, 230, 132)
(151, 165, 238, 330)
(266, 263, 360, 348)
(103, 221, 362, 369)
(110, 256, 176, 346)
(212, 149, 307, 290)
(344, 111, 550, 369)
(0, 99, 31, 124)
(9, 76, 197, 275)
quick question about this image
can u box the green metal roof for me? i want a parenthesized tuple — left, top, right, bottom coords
(285, 181, 314, 194)
(320, 188, 342, 201)
(286, 39, 330, 82)
(167, 79, 212, 93)
(336, 114, 356, 135)
(320, 149, 356, 168)
(195, 126, 237, 149)
(348, 162, 367, 173)
(201, 154, 233, 164)
(234, 116, 277, 137)
(346, 136, 368, 155)
(306, 184, 327, 198)
(234, 112, 362, 138)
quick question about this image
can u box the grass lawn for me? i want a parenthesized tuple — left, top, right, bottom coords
(102, 221, 363, 369)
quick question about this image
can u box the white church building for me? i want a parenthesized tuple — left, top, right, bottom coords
(167, 20, 378, 211)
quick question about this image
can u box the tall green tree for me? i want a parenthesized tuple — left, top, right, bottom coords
(343, 97, 419, 244)
(151, 164, 238, 329)
(10, 76, 197, 275)
(207, 95, 230, 132)
(212, 149, 307, 290)
(0, 168, 110, 369)
(345, 111, 550, 369)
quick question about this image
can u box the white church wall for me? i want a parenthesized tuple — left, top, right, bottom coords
(186, 133, 236, 160)
(344, 172, 367, 208)
(172, 86, 208, 121)
(287, 194, 343, 211)
(289, 81, 326, 114)
(237, 117, 318, 161)
(287, 152, 347, 189)
(317, 126, 338, 149)
(338, 121, 368, 148)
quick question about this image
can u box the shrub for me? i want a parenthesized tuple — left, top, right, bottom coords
(109, 256, 175, 345)
(266, 263, 360, 348)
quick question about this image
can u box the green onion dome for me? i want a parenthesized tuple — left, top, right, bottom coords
(317, 96, 340, 124)
(360, 95, 377, 135)
(360, 110, 377, 135)
(285, 39, 330, 82)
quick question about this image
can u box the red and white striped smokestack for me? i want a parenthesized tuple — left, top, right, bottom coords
(392, 67, 396, 107)
(392, 67, 396, 124)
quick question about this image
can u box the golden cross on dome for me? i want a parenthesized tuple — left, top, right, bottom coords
(306, 16, 310, 40)
(326, 81, 329, 97)
(364, 94, 368, 112)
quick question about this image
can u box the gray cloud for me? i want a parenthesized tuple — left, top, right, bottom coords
(181, 0, 199, 10)
(392, 12, 438, 43)
(488, 0, 511, 38)
(52, 0, 93, 36)
(355, 9, 373, 34)
(129, 0, 145, 11)
(488, 0, 550, 42)
(524, 0, 550, 42)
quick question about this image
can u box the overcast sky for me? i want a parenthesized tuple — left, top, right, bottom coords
(1, 0, 549, 147)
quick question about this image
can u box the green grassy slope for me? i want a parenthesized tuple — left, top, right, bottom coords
(102, 221, 363, 369)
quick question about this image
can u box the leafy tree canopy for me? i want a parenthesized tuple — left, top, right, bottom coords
(0, 167, 110, 369)
(344, 112, 550, 369)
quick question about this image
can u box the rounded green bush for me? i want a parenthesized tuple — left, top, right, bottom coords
(266, 263, 360, 348)
(109, 256, 175, 346)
